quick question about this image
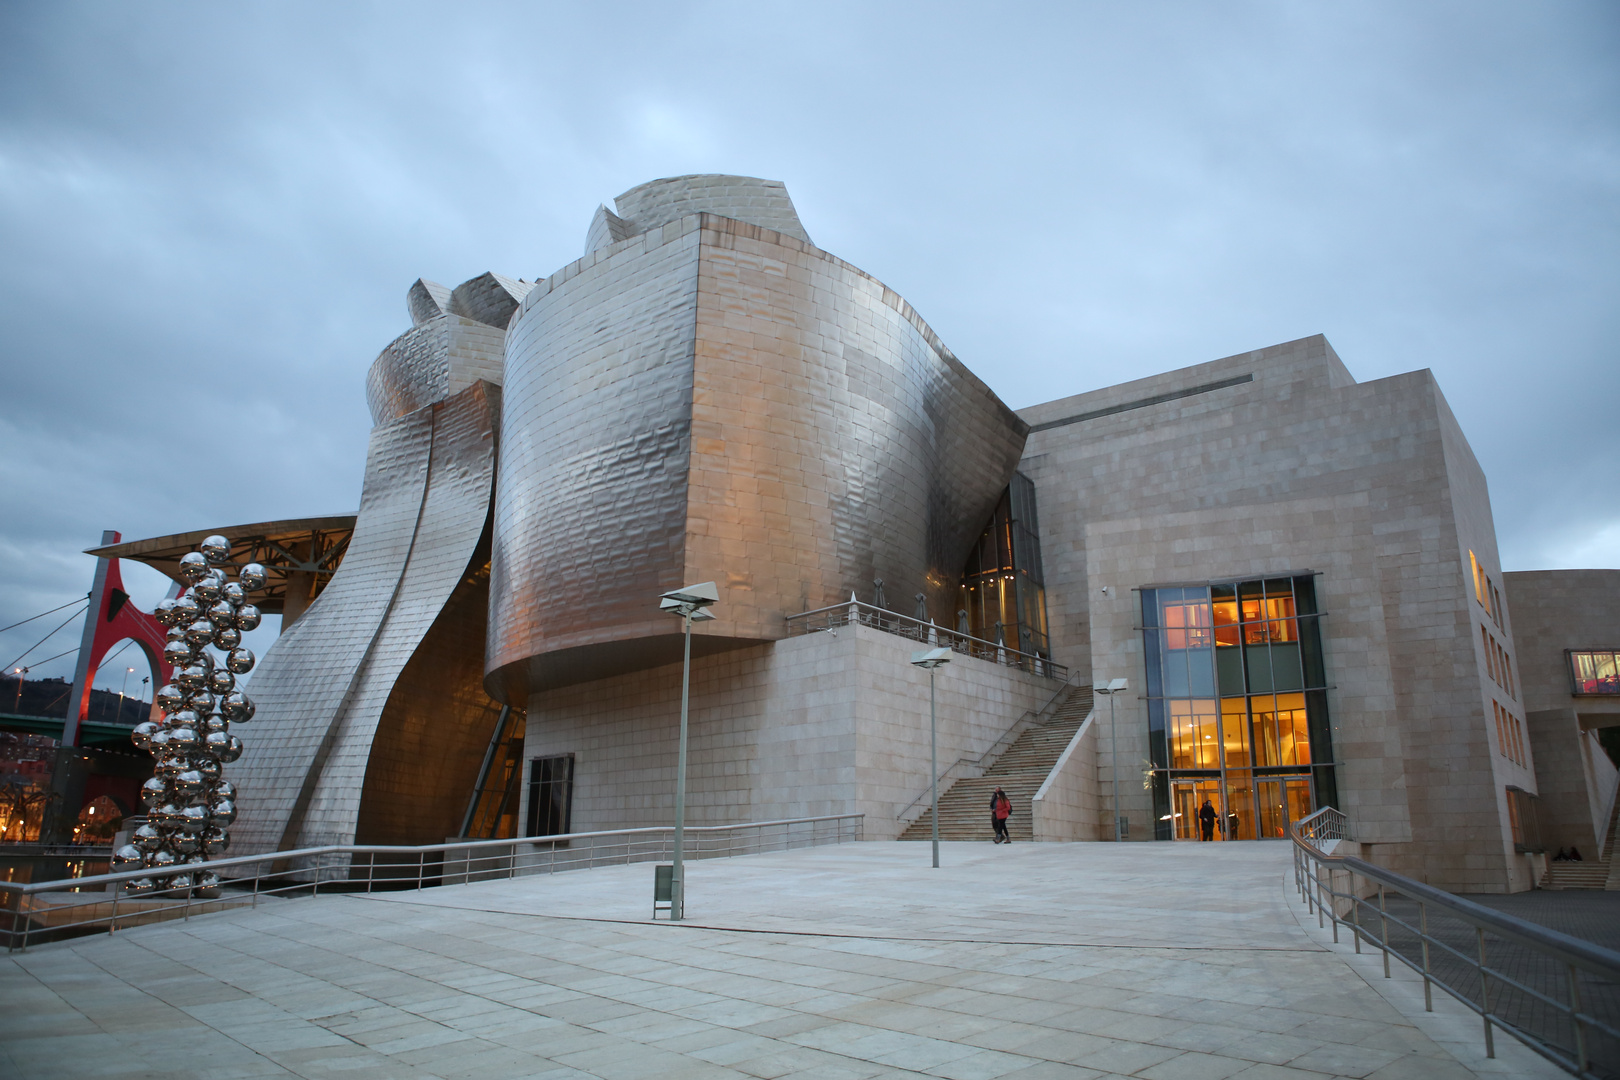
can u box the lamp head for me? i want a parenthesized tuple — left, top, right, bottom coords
(1092, 677, 1129, 694)
(659, 581, 719, 618)
(910, 647, 952, 670)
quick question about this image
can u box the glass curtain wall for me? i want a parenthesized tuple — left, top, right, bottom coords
(959, 473, 1050, 660)
(1142, 575, 1336, 841)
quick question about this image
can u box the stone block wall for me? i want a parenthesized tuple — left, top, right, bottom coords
(518, 624, 1058, 841)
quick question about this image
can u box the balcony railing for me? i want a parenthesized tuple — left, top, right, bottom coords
(785, 600, 1066, 679)
(1291, 807, 1620, 1078)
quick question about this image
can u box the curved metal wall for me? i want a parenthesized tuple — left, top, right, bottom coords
(487, 206, 1027, 701)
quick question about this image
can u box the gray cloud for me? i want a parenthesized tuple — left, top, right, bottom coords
(1, 1, 1615, 689)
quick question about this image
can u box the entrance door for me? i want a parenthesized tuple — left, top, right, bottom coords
(1171, 778, 1227, 840)
(1257, 776, 1315, 839)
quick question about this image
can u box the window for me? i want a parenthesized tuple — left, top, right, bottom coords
(526, 754, 575, 837)
(1142, 575, 1335, 841)
(1506, 787, 1543, 853)
(1569, 650, 1620, 696)
(958, 473, 1050, 662)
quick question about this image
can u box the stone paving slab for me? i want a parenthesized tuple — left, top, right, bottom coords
(0, 841, 1564, 1080)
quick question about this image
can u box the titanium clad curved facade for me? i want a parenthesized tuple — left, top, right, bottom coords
(234, 338, 503, 854)
(487, 200, 1026, 700)
(366, 314, 506, 426)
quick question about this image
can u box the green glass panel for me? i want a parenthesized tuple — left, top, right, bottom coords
(1270, 642, 1303, 691)
(1216, 647, 1245, 696)
(1244, 644, 1274, 694)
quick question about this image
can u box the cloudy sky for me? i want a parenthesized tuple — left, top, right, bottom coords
(1, 2, 1615, 695)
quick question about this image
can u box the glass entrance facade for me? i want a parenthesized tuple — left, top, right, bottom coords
(1142, 575, 1337, 840)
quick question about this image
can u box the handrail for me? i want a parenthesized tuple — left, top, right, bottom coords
(896, 674, 1085, 824)
(785, 600, 1067, 680)
(0, 814, 864, 897)
(1290, 810, 1620, 1077)
(1, 814, 864, 952)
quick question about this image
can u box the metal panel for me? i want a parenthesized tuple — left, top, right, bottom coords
(488, 186, 1026, 700)
(231, 381, 499, 853)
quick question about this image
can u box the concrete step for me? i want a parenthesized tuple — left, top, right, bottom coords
(902, 684, 1093, 842)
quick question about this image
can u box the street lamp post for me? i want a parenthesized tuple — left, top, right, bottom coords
(911, 646, 952, 868)
(1093, 678, 1129, 842)
(658, 581, 719, 921)
(11, 667, 26, 714)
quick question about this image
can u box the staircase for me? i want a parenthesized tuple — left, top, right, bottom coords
(1540, 795, 1618, 890)
(902, 685, 1093, 843)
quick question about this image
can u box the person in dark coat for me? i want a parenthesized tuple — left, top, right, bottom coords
(1199, 799, 1217, 842)
(991, 787, 1012, 843)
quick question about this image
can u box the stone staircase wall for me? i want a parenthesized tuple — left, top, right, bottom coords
(901, 685, 1094, 843)
(1031, 708, 1099, 841)
(1542, 791, 1619, 890)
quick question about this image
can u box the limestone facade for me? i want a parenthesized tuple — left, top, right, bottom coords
(1503, 569, 1620, 858)
(1019, 335, 1540, 891)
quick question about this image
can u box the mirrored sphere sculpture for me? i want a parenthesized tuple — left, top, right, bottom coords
(127, 536, 259, 896)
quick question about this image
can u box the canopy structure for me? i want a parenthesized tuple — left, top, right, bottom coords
(88, 515, 356, 624)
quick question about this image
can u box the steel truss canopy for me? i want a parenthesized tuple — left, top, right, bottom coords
(87, 515, 357, 616)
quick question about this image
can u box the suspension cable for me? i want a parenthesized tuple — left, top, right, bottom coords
(0, 593, 91, 635)
(4, 603, 90, 673)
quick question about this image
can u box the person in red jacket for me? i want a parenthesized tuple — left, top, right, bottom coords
(991, 787, 1012, 843)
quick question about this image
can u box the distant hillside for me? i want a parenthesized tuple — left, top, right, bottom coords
(2, 677, 153, 726)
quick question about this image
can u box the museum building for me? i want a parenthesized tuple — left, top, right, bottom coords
(99, 175, 1617, 893)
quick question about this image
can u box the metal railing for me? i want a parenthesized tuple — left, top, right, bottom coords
(896, 672, 1082, 825)
(785, 600, 1067, 680)
(1291, 807, 1620, 1078)
(1, 813, 863, 952)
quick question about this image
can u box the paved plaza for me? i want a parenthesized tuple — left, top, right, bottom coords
(0, 841, 1562, 1080)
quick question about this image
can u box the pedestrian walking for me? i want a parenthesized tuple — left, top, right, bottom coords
(991, 786, 1012, 843)
(1199, 798, 1217, 842)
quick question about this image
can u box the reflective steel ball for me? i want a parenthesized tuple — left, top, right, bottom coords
(211, 798, 237, 826)
(222, 582, 246, 606)
(199, 534, 232, 564)
(202, 713, 228, 735)
(173, 769, 205, 798)
(213, 780, 236, 800)
(202, 827, 230, 856)
(167, 872, 193, 892)
(149, 848, 177, 869)
(131, 721, 159, 750)
(226, 648, 255, 675)
(139, 776, 167, 808)
(155, 683, 185, 713)
(177, 805, 209, 832)
(163, 640, 194, 668)
(124, 877, 156, 895)
(213, 626, 242, 651)
(178, 551, 210, 583)
(168, 726, 199, 752)
(154, 597, 179, 627)
(172, 593, 202, 624)
(195, 870, 223, 897)
(133, 823, 163, 852)
(183, 619, 216, 647)
(208, 599, 237, 628)
(148, 727, 172, 751)
(219, 735, 243, 764)
(172, 832, 201, 855)
(182, 691, 215, 715)
(168, 708, 200, 729)
(236, 604, 262, 632)
(196, 756, 221, 780)
(175, 664, 208, 691)
(240, 563, 267, 591)
(193, 576, 222, 604)
(207, 668, 235, 695)
(154, 754, 186, 779)
(221, 691, 254, 722)
(113, 845, 144, 871)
